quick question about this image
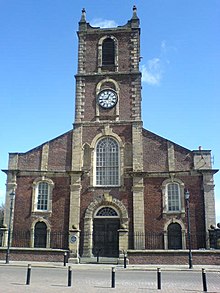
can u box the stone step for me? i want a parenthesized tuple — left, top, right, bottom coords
(79, 257, 118, 264)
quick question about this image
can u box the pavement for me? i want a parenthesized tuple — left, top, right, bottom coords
(0, 261, 219, 293)
(0, 260, 220, 271)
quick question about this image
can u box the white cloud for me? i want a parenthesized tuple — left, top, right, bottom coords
(140, 40, 175, 85)
(141, 58, 162, 85)
(90, 18, 118, 28)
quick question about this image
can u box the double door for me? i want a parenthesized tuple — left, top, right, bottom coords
(93, 218, 119, 257)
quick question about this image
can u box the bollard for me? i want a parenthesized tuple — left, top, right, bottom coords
(68, 266, 72, 287)
(202, 268, 207, 292)
(64, 252, 67, 266)
(26, 264, 31, 285)
(157, 268, 161, 290)
(124, 254, 127, 268)
(111, 267, 115, 288)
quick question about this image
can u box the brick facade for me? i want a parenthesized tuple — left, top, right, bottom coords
(1, 7, 218, 264)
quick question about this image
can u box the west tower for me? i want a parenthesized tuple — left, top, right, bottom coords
(69, 6, 145, 261)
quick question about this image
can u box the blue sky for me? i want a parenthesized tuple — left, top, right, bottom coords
(0, 1, 219, 222)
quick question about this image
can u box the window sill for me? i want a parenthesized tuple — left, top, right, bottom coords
(162, 210, 186, 219)
(31, 211, 52, 217)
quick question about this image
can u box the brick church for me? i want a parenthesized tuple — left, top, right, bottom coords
(2, 7, 217, 263)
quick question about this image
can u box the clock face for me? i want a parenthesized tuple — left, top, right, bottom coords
(98, 89, 118, 109)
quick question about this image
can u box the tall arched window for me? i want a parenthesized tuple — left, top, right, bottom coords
(96, 137, 119, 186)
(32, 178, 54, 213)
(37, 182, 49, 211)
(167, 183, 181, 212)
(102, 38, 115, 65)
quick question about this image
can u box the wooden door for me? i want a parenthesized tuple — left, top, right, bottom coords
(93, 218, 119, 257)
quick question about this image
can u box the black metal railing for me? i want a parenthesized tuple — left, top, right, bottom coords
(129, 231, 209, 250)
(0, 230, 3, 247)
(10, 230, 69, 249)
(50, 231, 69, 249)
(0, 230, 211, 251)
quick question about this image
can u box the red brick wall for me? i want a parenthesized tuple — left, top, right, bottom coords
(142, 129, 193, 172)
(142, 130, 168, 172)
(48, 131, 72, 171)
(18, 148, 41, 170)
(0, 248, 67, 262)
(82, 124, 132, 145)
(14, 176, 70, 232)
(0, 249, 219, 265)
(128, 250, 220, 265)
(143, 176, 205, 238)
(144, 177, 164, 233)
(17, 131, 72, 172)
(84, 31, 133, 74)
(81, 29, 141, 123)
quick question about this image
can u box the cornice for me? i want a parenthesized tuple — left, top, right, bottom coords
(126, 169, 217, 178)
(2, 169, 70, 177)
(75, 71, 141, 78)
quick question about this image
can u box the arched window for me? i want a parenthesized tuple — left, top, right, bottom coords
(32, 178, 54, 213)
(96, 207, 118, 217)
(102, 38, 115, 65)
(167, 183, 181, 212)
(37, 182, 49, 210)
(96, 137, 119, 186)
(34, 222, 47, 248)
(168, 223, 182, 249)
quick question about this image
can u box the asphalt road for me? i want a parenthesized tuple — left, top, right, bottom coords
(0, 266, 219, 293)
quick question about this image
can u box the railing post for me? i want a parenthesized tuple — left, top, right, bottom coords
(202, 268, 207, 292)
(26, 264, 31, 285)
(64, 252, 67, 266)
(97, 249, 101, 263)
(157, 268, 161, 290)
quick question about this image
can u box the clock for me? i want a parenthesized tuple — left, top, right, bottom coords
(98, 89, 118, 109)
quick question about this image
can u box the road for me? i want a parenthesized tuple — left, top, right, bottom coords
(0, 266, 219, 292)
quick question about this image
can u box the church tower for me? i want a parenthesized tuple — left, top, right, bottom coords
(69, 6, 145, 261)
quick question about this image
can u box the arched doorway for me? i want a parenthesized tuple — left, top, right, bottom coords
(168, 223, 182, 249)
(34, 222, 47, 248)
(82, 194, 128, 258)
(93, 207, 120, 257)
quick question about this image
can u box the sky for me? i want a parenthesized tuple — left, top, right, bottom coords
(0, 1, 219, 222)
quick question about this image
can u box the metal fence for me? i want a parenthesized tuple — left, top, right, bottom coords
(11, 230, 69, 250)
(129, 231, 209, 250)
(0, 230, 214, 250)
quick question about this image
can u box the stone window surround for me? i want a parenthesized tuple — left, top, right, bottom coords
(95, 137, 119, 187)
(31, 177, 54, 214)
(162, 178, 185, 216)
(98, 35, 119, 72)
(82, 193, 129, 257)
(167, 182, 181, 212)
(164, 218, 186, 249)
(94, 206, 120, 218)
(90, 128, 124, 187)
(30, 217, 51, 248)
